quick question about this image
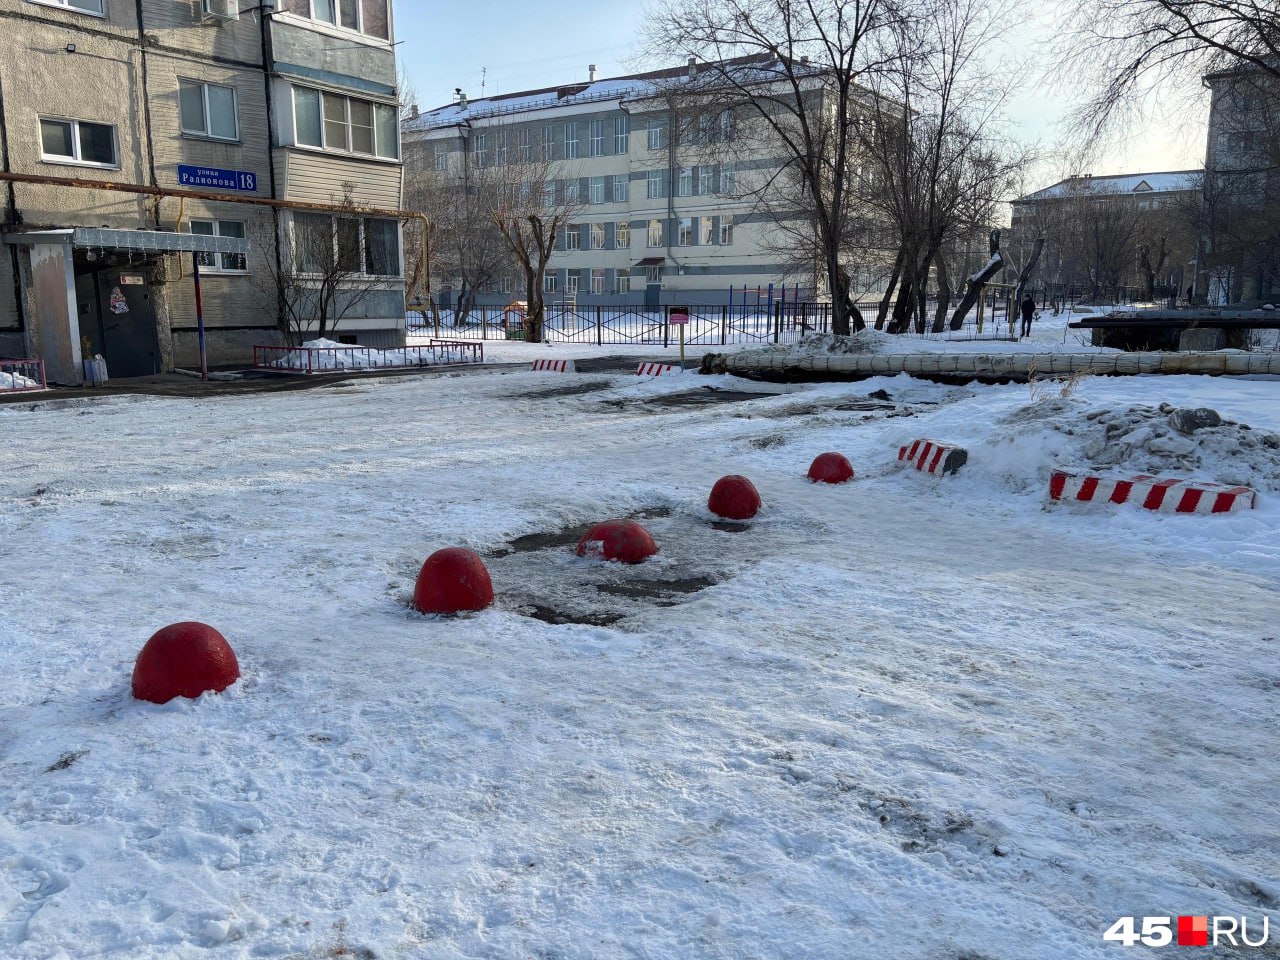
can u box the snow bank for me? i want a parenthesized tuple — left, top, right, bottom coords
(0, 371, 40, 390)
(260, 338, 479, 372)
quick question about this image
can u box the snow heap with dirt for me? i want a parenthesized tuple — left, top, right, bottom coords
(261, 337, 480, 371)
(0, 370, 40, 390)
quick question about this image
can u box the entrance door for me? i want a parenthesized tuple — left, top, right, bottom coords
(645, 282, 661, 311)
(94, 269, 158, 378)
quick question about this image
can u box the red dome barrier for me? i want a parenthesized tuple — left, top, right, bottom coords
(132, 622, 240, 704)
(413, 547, 495, 615)
(576, 520, 658, 564)
(708, 475, 762, 520)
(808, 452, 855, 484)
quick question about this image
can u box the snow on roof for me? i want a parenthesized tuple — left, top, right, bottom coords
(403, 55, 810, 132)
(1016, 170, 1203, 203)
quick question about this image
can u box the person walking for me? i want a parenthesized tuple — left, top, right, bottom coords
(1020, 294, 1036, 339)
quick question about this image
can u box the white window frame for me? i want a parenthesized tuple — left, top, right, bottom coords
(29, 0, 103, 14)
(472, 132, 487, 166)
(433, 144, 448, 171)
(647, 119, 666, 150)
(612, 177, 628, 203)
(291, 84, 399, 160)
(541, 124, 555, 160)
(647, 219, 664, 248)
(179, 79, 240, 142)
(565, 224, 582, 251)
(564, 122, 579, 159)
(719, 215, 734, 245)
(614, 114, 629, 154)
(589, 119, 605, 157)
(188, 219, 248, 274)
(518, 128, 531, 162)
(544, 272, 558, 293)
(678, 216, 694, 247)
(564, 272, 580, 295)
(589, 176, 605, 204)
(291, 212, 402, 278)
(700, 216, 714, 245)
(590, 222, 606, 249)
(646, 170, 665, 200)
(38, 116, 118, 169)
(590, 268, 606, 294)
(677, 167, 693, 197)
(698, 166, 713, 195)
(615, 272, 631, 294)
(564, 180, 580, 204)
(284, 0, 392, 42)
(719, 163, 736, 195)
(615, 220, 630, 249)
(645, 265, 661, 283)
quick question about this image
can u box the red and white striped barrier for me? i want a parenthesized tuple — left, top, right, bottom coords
(1049, 471, 1257, 514)
(531, 359, 575, 373)
(898, 439, 968, 475)
(636, 363, 681, 377)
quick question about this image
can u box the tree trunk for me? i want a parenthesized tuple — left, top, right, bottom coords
(876, 248, 904, 330)
(949, 253, 1004, 330)
(889, 268, 915, 334)
(931, 256, 952, 333)
(1013, 238, 1046, 308)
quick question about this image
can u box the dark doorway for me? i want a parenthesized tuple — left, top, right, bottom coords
(645, 282, 661, 311)
(74, 255, 160, 378)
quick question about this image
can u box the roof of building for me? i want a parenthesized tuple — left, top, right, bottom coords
(1015, 170, 1203, 203)
(402, 54, 810, 132)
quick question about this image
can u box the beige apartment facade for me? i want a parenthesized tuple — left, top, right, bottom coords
(0, 0, 404, 384)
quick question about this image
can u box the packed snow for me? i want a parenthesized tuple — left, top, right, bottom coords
(260, 338, 483, 372)
(0, 367, 1277, 959)
(0, 371, 41, 391)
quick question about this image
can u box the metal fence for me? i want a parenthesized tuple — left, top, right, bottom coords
(407, 298, 1032, 345)
(0, 358, 46, 392)
(253, 340, 484, 374)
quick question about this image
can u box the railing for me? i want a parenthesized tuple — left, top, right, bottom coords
(0, 358, 46, 392)
(253, 341, 484, 374)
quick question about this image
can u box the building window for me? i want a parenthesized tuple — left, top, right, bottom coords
(542, 183, 555, 208)
(292, 85, 398, 158)
(565, 122, 579, 159)
(698, 166, 713, 195)
(700, 216, 714, 245)
(472, 132, 488, 166)
(591, 222, 605, 249)
(518, 128, 531, 162)
(612, 177, 628, 203)
(646, 265, 661, 283)
(541, 124, 555, 160)
(589, 119, 605, 157)
(591, 268, 606, 294)
(647, 119, 666, 150)
(719, 109, 734, 141)
(678, 217, 694, 247)
(719, 214, 734, 245)
(292, 212, 400, 276)
(495, 132, 509, 165)
(614, 114, 629, 154)
(565, 272, 579, 295)
(564, 179, 580, 204)
(615, 220, 630, 249)
(719, 162, 736, 195)
(647, 219, 664, 247)
(615, 272, 631, 294)
(677, 167, 693, 197)
(39, 117, 117, 168)
(544, 272, 558, 293)
(590, 176, 605, 204)
(282, 0, 391, 40)
(646, 170, 665, 199)
(565, 224, 581, 250)
(32, 0, 102, 11)
(179, 80, 239, 141)
(189, 219, 247, 272)
(433, 144, 448, 171)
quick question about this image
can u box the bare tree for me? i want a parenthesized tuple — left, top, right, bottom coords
(648, 0, 919, 336)
(250, 186, 397, 345)
(488, 135, 583, 343)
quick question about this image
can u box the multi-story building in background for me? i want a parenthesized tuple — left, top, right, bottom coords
(0, 0, 404, 384)
(402, 60, 821, 311)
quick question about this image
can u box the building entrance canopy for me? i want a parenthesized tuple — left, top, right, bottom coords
(4, 228, 249, 256)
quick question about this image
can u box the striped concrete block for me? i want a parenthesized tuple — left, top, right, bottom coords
(898, 439, 969, 475)
(531, 359, 575, 373)
(636, 362, 681, 377)
(1049, 471, 1257, 514)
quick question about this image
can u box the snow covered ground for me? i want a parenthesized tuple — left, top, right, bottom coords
(0, 368, 1277, 959)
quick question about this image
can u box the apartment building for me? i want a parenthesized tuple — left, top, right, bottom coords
(402, 61, 817, 310)
(0, 0, 404, 384)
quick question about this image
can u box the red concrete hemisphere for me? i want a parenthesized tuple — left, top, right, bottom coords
(708, 475, 762, 520)
(576, 520, 659, 564)
(132, 621, 240, 704)
(808, 452, 855, 484)
(413, 547, 495, 615)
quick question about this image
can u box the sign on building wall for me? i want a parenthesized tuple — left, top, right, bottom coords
(177, 165, 258, 193)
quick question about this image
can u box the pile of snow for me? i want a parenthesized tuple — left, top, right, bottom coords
(978, 397, 1280, 493)
(0, 370, 40, 390)
(262, 338, 480, 372)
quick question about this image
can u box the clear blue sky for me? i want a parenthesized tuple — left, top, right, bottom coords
(391, 0, 1207, 180)
(394, 1, 650, 111)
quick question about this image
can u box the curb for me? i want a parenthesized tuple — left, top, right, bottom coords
(898, 439, 968, 475)
(1049, 471, 1257, 514)
(531, 359, 575, 373)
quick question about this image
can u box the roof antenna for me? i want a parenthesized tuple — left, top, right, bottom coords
(481, 66, 487, 96)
